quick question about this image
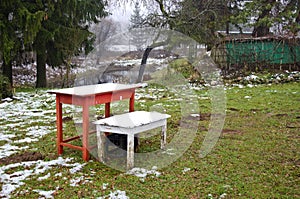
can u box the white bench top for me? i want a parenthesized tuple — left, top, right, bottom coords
(93, 111, 170, 128)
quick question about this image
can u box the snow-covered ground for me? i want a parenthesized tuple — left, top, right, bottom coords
(0, 87, 172, 198)
(0, 91, 96, 198)
(12, 56, 170, 88)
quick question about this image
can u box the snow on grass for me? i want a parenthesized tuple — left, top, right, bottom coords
(161, 148, 176, 156)
(33, 189, 55, 199)
(97, 190, 129, 199)
(0, 91, 56, 159)
(69, 162, 87, 174)
(0, 144, 29, 159)
(0, 133, 16, 142)
(182, 167, 191, 174)
(14, 137, 39, 144)
(102, 183, 109, 190)
(126, 166, 161, 182)
(70, 176, 85, 187)
(37, 173, 51, 181)
(0, 157, 86, 198)
(0, 90, 86, 198)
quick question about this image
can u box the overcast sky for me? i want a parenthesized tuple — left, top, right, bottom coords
(108, 0, 148, 28)
(108, 1, 134, 26)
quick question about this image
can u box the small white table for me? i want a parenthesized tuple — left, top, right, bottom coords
(94, 111, 171, 170)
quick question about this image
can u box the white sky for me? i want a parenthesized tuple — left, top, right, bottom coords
(108, 0, 149, 27)
(108, 1, 134, 26)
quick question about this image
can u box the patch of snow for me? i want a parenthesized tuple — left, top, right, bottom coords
(1, 98, 13, 102)
(69, 163, 87, 174)
(0, 144, 29, 159)
(33, 189, 55, 199)
(98, 190, 129, 199)
(38, 173, 51, 181)
(162, 148, 176, 156)
(219, 193, 227, 199)
(102, 183, 109, 190)
(0, 91, 56, 160)
(14, 137, 39, 144)
(54, 173, 62, 177)
(0, 157, 85, 198)
(182, 167, 191, 174)
(245, 74, 258, 81)
(70, 176, 84, 187)
(126, 166, 160, 182)
(0, 133, 16, 142)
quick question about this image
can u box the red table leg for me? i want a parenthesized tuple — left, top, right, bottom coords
(129, 92, 135, 112)
(56, 95, 63, 155)
(82, 103, 89, 161)
(105, 103, 111, 117)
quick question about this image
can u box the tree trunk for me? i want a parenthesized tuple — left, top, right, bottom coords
(252, 0, 275, 37)
(36, 42, 47, 88)
(136, 47, 153, 83)
(2, 59, 13, 87)
(252, 25, 270, 37)
(136, 37, 170, 83)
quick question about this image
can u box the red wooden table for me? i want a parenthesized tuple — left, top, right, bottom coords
(48, 83, 142, 161)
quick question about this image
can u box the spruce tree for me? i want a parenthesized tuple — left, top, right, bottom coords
(0, 0, 45, 88)
(130, 2, 143, 29)
(34, 0, 107, 88)
(129, 2, 146, 51)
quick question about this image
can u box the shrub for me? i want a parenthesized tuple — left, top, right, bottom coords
(169, 58, 202, 83)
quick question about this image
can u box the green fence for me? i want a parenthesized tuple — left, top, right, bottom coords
(226, 39, 300, 65)
(213, 37, 300, 72)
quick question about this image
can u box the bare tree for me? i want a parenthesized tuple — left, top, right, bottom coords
(90, 18, 118, 45)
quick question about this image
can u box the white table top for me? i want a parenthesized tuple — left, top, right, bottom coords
(48, 83, 144, 96)
(94, 111, 171, 128)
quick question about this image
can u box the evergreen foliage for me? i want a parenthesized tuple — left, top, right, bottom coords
(0, 0, 45, 86)
(33, 0, 108, 88)
(130, 2, 144, 29)
(0, 0, 107, 88)
(231, 0, 300, 36)
(129, 2, 147, 51)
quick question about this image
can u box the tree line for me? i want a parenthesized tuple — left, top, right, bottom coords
(1, 0, 299, 89)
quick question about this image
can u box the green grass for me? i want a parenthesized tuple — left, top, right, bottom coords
(1, 82, 300, 198)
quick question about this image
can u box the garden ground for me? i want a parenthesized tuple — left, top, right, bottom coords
(0, 81, 299, 198)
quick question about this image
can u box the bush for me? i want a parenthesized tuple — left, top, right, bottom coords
(0, 74, 13, 100)
(169, 58, 202, 83)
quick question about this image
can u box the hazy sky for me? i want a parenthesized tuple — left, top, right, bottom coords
(109, 2, 134, 26)
(108, 0, 148, 27)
